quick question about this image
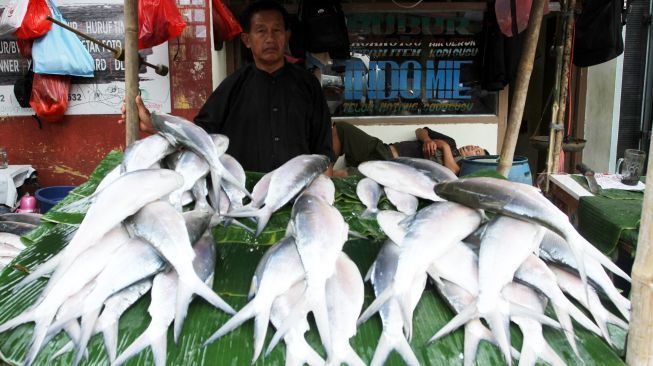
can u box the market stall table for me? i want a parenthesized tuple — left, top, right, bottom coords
(0, 165, 36, 208)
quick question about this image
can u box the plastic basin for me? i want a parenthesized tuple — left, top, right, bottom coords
(35, 186, 76, 213)
(459, 155, 533, 185)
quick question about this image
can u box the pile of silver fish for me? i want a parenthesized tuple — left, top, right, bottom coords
(0, 213, 41, 270)
(0, 111, 631, 366)
(355, 161, 631, 366)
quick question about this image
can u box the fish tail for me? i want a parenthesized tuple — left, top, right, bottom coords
(220, 168, 253, 199)
(606, 310, 629, 330)
(371, 332, 419, 366)
(0, 308, 35, 333)
(266, 298, 309, 357)
(485, 309, 512, 366)
(428, 303, 478, 344)
(582, 240, 631, 282)
(150, 331, 168, 366)
(174, 285, 193, 344)
(400, 299, 414, 342)
(541, 341, 567, 366)
(23, 320, 53, 366)
(203, 300, 257, 346)
(552, 304, 580, 357)
(510, 303, 561, 329)
(102, 322, 120, 362)
(310, 288, 333, 357)
(594, 312, 615, 348)
(13, 253, 62, 292)
(361, 208, 379, 219)
(364, 260, 376, 282)
(565, 299, 602, 336)
(463, 322, 491, 366)
(111, 323, 168, 366)
(285, 341, 324, 366)
(358, 284, 395, 326)
(226, 218, 255, 234)
(326, 346, 366, 366)
(603, 284, 631, 321)
(254, 207, 273, 237)
(516, 337, 538, 366)
(251, 306, 271, 364)
(72, 307, 102, 366)
(183, 276, 235, 315)
(50, 341, 74, 360)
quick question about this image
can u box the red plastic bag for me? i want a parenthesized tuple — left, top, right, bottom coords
(138, 0, 186, 49)
(15, 0, 52, 40)
(29, 73, 71, 123)
(212, 0, 242, 41)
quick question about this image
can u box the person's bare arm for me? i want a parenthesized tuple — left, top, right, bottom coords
(415, 128, 438, 157)
(437, 141, 460, 175)
(118, 96, 156, 134)
(416, 128, 460, 174)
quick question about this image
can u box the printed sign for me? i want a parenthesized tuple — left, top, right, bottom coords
(0, 0, 171, 116)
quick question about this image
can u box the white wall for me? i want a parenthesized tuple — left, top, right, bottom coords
(583, 53, 624, 173)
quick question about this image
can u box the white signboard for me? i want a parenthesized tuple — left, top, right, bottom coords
(0, 0, 171, 116)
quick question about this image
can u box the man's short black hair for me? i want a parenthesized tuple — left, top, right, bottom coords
(240, 0, 290, 32)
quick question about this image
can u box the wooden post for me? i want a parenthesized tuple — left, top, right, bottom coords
(626, 146, 653, 363)
(497, 0, 547, 177)
(124, 0, 140, 146)
(551, 0, 576, 173)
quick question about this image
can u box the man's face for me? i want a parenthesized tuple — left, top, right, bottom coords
(241, 10, 290, 71)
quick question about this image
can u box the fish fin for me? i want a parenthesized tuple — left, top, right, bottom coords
(111, 323, 168, 366)
(174, 285, 193, 343)
(361, 208, 379, 219)
(540, 341, 567, 366)
(371, 332, 419, 366)
(102, 322, 120, 363)
(266, 298, 310, 357)
(226, 218, 256, 234)
(509, 303, 561, 329)
(606, 311, 629, 330)
(347, 229, 368, 240)
(400, 299, 414, 342)
(203, 300, 257, 346)
(463, 323, 486, 366)
(358, 284, 395, 326)
(327, 346, 366, 366)
(0, 308, 35, 333)
(150, 331, 168, 366)
(484, 308, 512, 366)
(428, 303, 478, 344)
(13, 252, 62, 292)
(72, 307, 101, 366)
(565, 300, 602, 336)
(220, 168, 253, 199)
(50, 341, 74, 360)
(285, 340, 325, 366)
(254, 207, 273, 237)
(601, 283, 631, 321)
(583, 241, 631, 282)
(310, 288, 333, 357)
(552, 304, 580, 357)
(22, 310, 57, 366)
(180, 276, 235, 316)
(251, 306, 271, 364)
(365, 260, 376, 283)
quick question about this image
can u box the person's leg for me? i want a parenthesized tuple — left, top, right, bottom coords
(335, 121, 393, 167)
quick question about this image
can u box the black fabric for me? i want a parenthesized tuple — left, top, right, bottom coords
(300, 0, 350, 56)
(424, 127, 459, 154)
(13, 66, 34, 108)
(573, 0, 625, 67)
(195, 62, 333, 172)
(480, 2, 523, 91)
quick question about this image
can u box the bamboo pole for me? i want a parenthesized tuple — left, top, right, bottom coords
(497, 0, 547, 177)
(124, 0, 140, 146)
(551, 0, 576, 173)
(626, 146, 653, 364)
(544, 16, 565, 192)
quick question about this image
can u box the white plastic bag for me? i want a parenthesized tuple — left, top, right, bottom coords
(0, 0, 29, 36)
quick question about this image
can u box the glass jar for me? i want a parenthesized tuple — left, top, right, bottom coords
(0, 147, 7, 169)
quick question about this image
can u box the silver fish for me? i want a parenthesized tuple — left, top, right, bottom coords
(204, 236, 306, 363)
(169, 150, 210, 211)
(356, 177, 383, 217)
(301, 174, 335, 205)
(394, 156, 458, 182)
(325, 253, 366, 366)
(358, 160, 443, 201)
(121, 133, 175, 174)
(435, 177, 630, 300)
(538, 229, 631, 320)
(502, 283, 566, 366)
(0, 243, 21, 257)
(0, 221, 37, 236)
(384, 187, 418, 215)
(368, 240, 422, 366)
(0, 232, 24, 250)
(220, 153, 247, 209)
(210, 133, 230, 156)
(248, 171, 273, 209)
(192, 178, 212, 212)
(267, 194, 349, 357)
(270, 281, 324, 366)
(550, 264, 629, 347)
(359, 202, 482, 339)
(228, 154, 330, 236)
(0, 212, 42, 226)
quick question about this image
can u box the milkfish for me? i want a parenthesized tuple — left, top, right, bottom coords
(204, 236, 306, 363)
(435, 177, 630, 302)
(358, 160, 444, 201)
(150, 112, 251, 207)
(301, 174, 335, 205)
(368, 240, 422, 366)
(356, 177, 383, 218)
(270, 281, 324, 366)
(248, 171, 273, 209)
(0, 221, 37, 236)
(267, 194, 349, 357)
(358, 202, 482, 339)
(219, 153, 247, 210)
(167, 150, 210, 211)
(0, 212, 42, 226)
(384, 187, 418, 215)
(502, 283, 566, 366)
(121, 133, 175, 174)
(325, 253, 366, 366)
(0, 232, 24, 250)
(227, 155, 330, 236)
(394, 156, 458, 183)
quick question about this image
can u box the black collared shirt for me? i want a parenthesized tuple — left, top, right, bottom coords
(194, 62, 334, 172)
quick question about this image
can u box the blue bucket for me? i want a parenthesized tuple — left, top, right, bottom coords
(35, 186, 76, 213)
(459, 155, 533, 185)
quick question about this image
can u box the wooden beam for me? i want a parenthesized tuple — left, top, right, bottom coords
(497, 0, 547, 177)
(124, 0, 140, 146)
(626, 146, 653, 364)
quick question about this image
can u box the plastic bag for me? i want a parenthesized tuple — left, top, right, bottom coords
(17, 39, 32, 58)
(29, 73, 71, 123)
(0, 0, 29, 36)
(15, 0, 52, 40)
(32, 0, 94, 77)
(138, 0, 186, 49)
(212, 0, 242, 41)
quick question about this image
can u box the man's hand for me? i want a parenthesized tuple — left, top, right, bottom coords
(422, 139, 448, 157)
(118, 96, 156, 134)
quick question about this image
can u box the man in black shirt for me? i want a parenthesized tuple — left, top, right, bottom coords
(122, 0, 334, 173)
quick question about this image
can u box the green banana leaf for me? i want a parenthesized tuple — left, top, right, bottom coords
(0, 151, 627, 365)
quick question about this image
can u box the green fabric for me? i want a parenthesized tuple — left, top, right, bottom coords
(335, 121, 394, 166)
(571, 175, 643, 255)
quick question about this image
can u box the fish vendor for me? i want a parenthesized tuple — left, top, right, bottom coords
(121, 0, 334, 174)
(332, 121, 488, 176)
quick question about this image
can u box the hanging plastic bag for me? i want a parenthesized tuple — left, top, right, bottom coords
(17, 39, 33, 58)
(15, 0, 53, 40)
(138, 0, 186, 49)
(29, 73, 71, 123)
(212, 0, 242, 41)
(32, 0, 94, 77)
(0, 0, 29, 36)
